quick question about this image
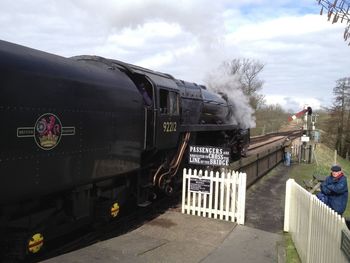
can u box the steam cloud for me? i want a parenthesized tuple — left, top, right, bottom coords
(205, 71, 256, 129)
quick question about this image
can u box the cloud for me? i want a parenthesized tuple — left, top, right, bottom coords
(223, 14, 349, 108)
(264, 94, 322, 113)
(0, 0, 348, 110)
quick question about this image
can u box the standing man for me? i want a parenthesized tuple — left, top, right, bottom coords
(284, 138, 292, 166)
(317, 165, 348, 216)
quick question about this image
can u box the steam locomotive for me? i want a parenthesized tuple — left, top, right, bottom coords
(0, 40, 250, 257)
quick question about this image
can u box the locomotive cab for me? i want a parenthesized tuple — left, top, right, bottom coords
(109, 61, 183, 151)
(130, 73, 182, 151)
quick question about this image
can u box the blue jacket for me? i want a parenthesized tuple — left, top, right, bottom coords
(321, 173, 348, 215)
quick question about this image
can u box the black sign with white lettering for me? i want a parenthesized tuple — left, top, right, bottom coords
(190, 178, 210, 193)
(188, 145, 230, 167)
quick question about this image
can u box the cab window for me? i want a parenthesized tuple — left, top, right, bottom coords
(159, 89, 179, 115)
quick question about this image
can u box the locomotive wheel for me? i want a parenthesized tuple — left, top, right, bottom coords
(164, 184, 174, 196)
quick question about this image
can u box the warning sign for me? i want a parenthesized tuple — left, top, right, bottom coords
(190, 178, 210, 193)
(188, 145, 230, 167)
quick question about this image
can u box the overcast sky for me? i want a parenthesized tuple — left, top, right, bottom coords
(0, 0, 349, 112)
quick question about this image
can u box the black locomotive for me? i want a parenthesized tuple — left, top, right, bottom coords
(0, 40, 250, 257)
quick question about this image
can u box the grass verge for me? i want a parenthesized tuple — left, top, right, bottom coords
(284, 233, 301, 263)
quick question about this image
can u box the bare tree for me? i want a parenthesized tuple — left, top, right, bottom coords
(221, 58, 265, 109)
(317, 0, 350, 45)
(324, 77, 350, 156)
(252, 103, 289, 135)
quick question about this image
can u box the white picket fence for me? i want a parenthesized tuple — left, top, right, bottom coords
(284, 179, 350, 263)
(181, 168, 246, 224)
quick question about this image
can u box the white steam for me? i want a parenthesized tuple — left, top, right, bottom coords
(205, 71, 256, 129)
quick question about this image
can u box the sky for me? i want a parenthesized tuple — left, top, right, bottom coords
(0, 0, 349, 113)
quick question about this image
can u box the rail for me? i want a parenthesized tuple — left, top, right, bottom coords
(231, 133, 290, 187)
(250, 130, 302, 144)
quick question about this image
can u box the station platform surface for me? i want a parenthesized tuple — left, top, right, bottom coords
(43, 164, 289, 263)
(43, 211, 282, 263)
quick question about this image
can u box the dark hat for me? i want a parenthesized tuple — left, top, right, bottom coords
(331, 165, 341, 172)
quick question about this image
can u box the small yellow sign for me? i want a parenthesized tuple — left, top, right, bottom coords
(111, 202, 120, 218)
(28, 233, 44, 253)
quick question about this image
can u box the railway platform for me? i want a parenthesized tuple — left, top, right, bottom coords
(43, 211, 282, 263)
(43, 164, 289, 263)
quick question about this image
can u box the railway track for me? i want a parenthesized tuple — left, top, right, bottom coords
(230, 129, 302, 187)
(250, 129, 302, 144)
(248, 129, 301, 152)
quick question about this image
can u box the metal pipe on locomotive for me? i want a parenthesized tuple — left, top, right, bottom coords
(0, 40, 250, 258)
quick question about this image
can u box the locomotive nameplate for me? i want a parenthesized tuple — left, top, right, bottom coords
(190, 178, 210, 193)
(188, 145, 230, 167)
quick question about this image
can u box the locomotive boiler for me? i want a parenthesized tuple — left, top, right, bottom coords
(0, 40, 250, 258)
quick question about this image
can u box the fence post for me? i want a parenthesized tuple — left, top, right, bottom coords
(242, 173, 246, 224)
(231, 171, 237, 222)
(220, 171, 224, 220)
(203, 170, 208, 218)
(284, 178, 294, 232)
(181, 168, 187, 214)
(192, 169, 197, 215)
(237, 172, 246, 225)
(209, 171, 213, 219)
(224, 171, 230, 221)
(186, 168, 192, 215)
(306, 195, 314, 263)
(214, 171, 219, 219)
